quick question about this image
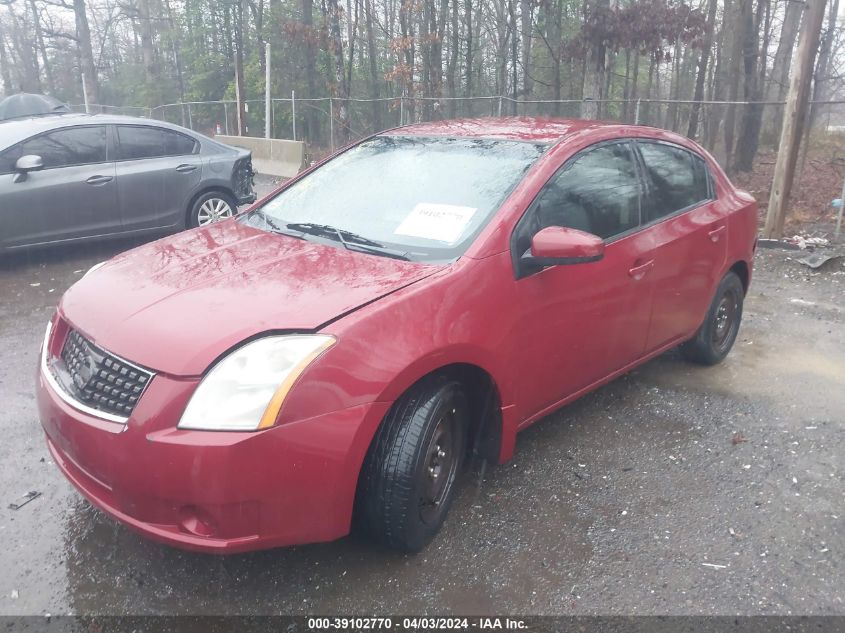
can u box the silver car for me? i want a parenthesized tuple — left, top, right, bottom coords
(0, 114, 255, 252)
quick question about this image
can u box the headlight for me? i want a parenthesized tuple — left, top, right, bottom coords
(177, 335, 335, 431)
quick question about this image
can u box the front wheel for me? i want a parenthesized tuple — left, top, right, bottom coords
(680, 271, 744, 365)
(357, 378, 468, 552)
(188, 191, 237, 228)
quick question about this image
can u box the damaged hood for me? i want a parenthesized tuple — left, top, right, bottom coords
(60, 221, 442, 376)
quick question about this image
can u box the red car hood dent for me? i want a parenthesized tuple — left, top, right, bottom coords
(60, 222, 441, 376)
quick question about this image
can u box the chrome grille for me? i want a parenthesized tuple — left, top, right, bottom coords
(58, 330, 152, 418)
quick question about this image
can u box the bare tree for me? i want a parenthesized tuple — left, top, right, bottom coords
(763, 0, 804, 146)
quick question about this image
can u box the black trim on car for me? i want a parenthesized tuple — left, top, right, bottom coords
(509, 137, 717, 279)
(628, 139, 716, 234)
(111, 124, 200, 162)
(0, 124, 110, 174)
(510, 139, 640, 279)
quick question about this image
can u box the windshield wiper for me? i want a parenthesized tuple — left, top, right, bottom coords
(251, 210, 304, 239)
(285, 222, 411, 261)
(285, 222, 382, 247)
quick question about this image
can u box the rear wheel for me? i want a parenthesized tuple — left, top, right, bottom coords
(357, 378, 468, 552)
(188, 191, 237, 228)
(680, 271, 744, 365)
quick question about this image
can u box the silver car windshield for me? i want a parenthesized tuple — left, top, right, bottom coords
(242, 135, 547, 262)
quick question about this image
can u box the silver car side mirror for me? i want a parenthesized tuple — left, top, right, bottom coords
(13, 155, 44, 183)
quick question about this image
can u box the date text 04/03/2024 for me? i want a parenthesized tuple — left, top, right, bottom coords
(306, 617, 528, 630)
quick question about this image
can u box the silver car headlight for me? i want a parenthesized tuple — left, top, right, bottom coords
(177, 335, 335, 431)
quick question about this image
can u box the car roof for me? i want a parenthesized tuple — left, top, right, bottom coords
(387, 117, 630, 144)
(0, 113, 205, 149)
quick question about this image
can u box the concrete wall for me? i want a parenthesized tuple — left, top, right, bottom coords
(215, 135, 305, 179)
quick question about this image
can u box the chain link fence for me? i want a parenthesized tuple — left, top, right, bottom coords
(72, 96, 845, 167)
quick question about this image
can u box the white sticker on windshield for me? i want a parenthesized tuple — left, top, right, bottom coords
(394, 203, 478, 244)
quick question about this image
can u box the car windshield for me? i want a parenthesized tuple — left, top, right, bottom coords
(242, 135, 547, 262)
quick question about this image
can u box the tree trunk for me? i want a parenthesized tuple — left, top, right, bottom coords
(74, 0, 99, 105)
(630, 51, 640, 121)
(706, 0, 729, 151)
(364, 0, 383, 129)
(520, 0, 533, 102)
(164, 0, 188, 124)
(798, 0, 838, 175)
(581, 0, 608, 119)
(722, 0, 745, 172)
(345, 0, 359, 98)
(302, 0, 319, 142)
(9, 10, 40, 93)
(734, 0, 766, 172)
(446, 0, 460, 117)
(234, 0, 248, 134)
(421, 0, 432, 118)
(399, 0, 415, 120)
(550, 0, 562, 114)
(763, 0, 803, 146)
(29, 0, 54, 93)
(463, 0, 473, 110)
(763, 0, 826, 238)
(622, 49, 631, 121)
(664, 40, 682, 130)
(493, 0, 511, 109)
(0, 20, 14, 95)
(435, 0, 448, 116)
(808, 0, 838, 128)
(326, 0, 350, 141)
(137, 0, 158, 106)
(643, 55, 655, 125)
(688, 0, 718, 139)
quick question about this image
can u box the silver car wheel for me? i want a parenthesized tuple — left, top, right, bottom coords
(196, 198, 234, 226)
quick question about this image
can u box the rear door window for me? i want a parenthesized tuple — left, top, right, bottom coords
(116, 126, 197, 160)
(637, 142, 711, 222)
(1, 126, 108, 171)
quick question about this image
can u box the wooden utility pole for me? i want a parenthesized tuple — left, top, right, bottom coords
(234, 0, 247, 136)
(763, 0, 827, 238)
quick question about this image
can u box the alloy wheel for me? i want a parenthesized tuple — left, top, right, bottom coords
(196, 198, 234, 225)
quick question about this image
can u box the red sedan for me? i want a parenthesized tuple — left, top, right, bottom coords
(37, 118, 757, 553)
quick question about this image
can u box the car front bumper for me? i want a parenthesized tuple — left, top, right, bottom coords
(37, 363, 390, 554)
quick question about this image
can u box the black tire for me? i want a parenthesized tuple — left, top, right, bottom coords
(357, 378, 468, 552)
(680, 271, 744, 365)
(188, 190, 238, 228)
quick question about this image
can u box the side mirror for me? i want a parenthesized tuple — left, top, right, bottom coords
(524, 226, 605, 267)
(13, 155, 44, 183)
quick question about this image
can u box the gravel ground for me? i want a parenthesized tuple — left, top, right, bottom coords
(0, 235, 842, 616)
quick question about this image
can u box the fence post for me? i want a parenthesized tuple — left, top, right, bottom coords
(634, 99, 641, 125)
(498, 96, 503, 117)
(224, 102, 230, 135)
(265, 43, 272, 139)
(81, 73, 90, 113)
(291, 90, 296, 141)
(329, 98, 335, 152)
(399, 96, 404, 126)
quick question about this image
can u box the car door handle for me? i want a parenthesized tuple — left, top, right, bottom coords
(628, 259, 655, 280)
(708, 225, 726, 242)
(85, 175, 113, 186)
(176, 164, 197, 173)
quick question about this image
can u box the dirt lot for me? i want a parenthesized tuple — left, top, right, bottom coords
(0, 236, 842, 616)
